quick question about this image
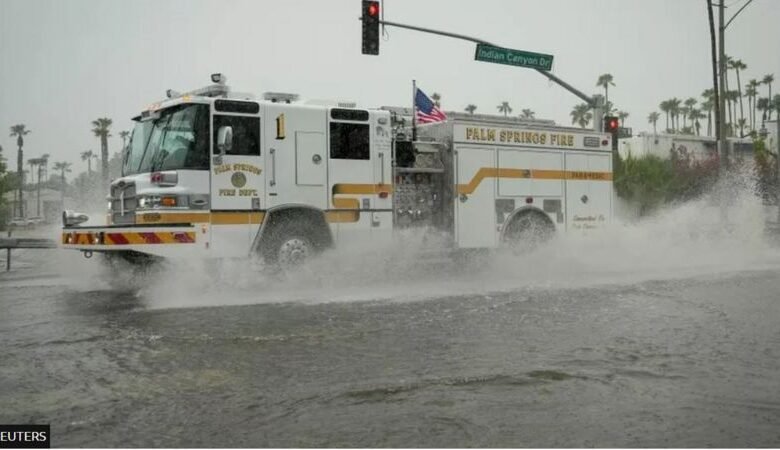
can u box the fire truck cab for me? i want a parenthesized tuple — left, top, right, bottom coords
(62, 75, 614, 266)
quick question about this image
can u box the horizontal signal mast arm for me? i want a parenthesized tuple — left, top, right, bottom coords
(373, 18, 595, 107)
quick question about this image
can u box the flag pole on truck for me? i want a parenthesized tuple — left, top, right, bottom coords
(412, 79, 418, 141)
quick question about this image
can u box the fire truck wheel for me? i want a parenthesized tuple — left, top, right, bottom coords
(263, 224, 316, 269)
(502, 212, 554, 253)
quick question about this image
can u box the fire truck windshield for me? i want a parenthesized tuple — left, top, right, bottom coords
(123, 103, 209, 175)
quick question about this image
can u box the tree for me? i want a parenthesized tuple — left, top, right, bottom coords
(659, 100, 671, 132)
(80, 150, 95, 175)
(52, 161, 72, 206)
(570, 103, 592, 128)
(9, 124, 31, 217)
(119, 130, 130, 151)
(92, 117, 112, 189)
(617, 110, 629, 127)
(763, 74, 775, 120)
(464, 104, 477, 115)
(596, 74, 615, 111)
(689, 109, 705, 136)
(701, 98, 714, 136)
(647, 111, 660, 134)
(669, 98, 682, 132)
(497, 101, 512, 117)
(520, 109, 535, 120)
(730, 59, 747, 135)
(745, 80, 759, 131)
(431, 93, 441, 108)
(726, 90, 740, 136)
(683, 98, 697, 129)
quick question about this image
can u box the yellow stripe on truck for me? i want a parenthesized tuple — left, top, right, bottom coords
(457, 168, 613, 194)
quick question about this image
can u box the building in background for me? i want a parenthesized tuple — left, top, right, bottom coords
(619, 133, 754, 162)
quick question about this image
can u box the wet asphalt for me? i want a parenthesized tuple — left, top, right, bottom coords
(1, 246, 780, 448)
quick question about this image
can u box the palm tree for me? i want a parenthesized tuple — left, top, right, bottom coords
(464, 104, 477, 115)
(617, 110, 629, 127)
(701, 89, 715, 136)
(757, 97, 770, 126)
(52, 161, 72, 206)
(659, 100, 671, 132)
(81, 150, 95, 174)
(773, 94, 780, 122)
(683, 98, 697, 129)
(730, 59, 747, 134)
(27, 158, 42, 187)
(497, 101, 512, 117)
(431, 93, 441, 108)
(726, 90, 740, 136)
(39, 153, 50, 181)
(9, 124, 31, 217)
(520, 109, 535, 119)
(26, 157, 44, 216)
(647, 111, 660, 134)
(570, 103, 592, 128)
(689, 109, 705, 136)
(701, 99, 714, 136)
(92, 117, 112, 188)
(669, 98, 682, 132)
(596, 74, 615, 110)
(119, 130, 130, 151)
(745, 80, 759, 131)
(763, 74, 774, 120)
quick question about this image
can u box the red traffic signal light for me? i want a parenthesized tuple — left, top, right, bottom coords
(367, 2, 379, 16)
(361, 1, 380, 55)
(604, 116, 619, 133)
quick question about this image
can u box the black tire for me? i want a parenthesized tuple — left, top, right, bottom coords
(261, 221, 318, 269)
(502, 212, 555, 253)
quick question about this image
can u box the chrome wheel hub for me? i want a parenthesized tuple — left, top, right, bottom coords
(278, 238, 312, 267)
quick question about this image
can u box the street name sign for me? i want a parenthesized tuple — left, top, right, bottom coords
(474, 44, 554, 71)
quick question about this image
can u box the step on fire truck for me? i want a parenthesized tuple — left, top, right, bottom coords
(62, 74, 614, 267)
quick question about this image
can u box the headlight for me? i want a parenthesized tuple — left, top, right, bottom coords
(136, 195, 183, 210)
(63, 210, 89, 227)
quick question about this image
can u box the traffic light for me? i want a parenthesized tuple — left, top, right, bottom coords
(604, 116, 619, 133)
(362, 0, 380, 55)
(604, 115, 619, 151)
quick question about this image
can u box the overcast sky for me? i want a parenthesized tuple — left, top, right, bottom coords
(1, 0, 779, 175)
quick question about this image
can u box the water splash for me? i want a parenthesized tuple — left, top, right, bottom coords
(54, 169, 780, 309)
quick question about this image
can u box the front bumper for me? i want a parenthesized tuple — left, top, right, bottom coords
(61, 225, 202, 258)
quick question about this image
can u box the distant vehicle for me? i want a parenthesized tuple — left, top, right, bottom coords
(62, 74, 615, 267)
(9, 217, 44, 229)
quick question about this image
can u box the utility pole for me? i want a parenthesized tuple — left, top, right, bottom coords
(718, 0, 728, 169)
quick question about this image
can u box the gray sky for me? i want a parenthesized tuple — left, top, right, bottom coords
(1, 0, 779, 175)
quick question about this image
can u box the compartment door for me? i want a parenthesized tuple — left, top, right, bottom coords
(455, 146, 496, 248)
(564, 153, 612, 232)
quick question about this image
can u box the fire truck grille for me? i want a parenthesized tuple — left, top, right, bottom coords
(110, 183, 137, 225)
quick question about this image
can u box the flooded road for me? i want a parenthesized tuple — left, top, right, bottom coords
(2, 241, 780, 447)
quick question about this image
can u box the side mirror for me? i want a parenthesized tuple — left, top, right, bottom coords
(217, 126, 233, 156)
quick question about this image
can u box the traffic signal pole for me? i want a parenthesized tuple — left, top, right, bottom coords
(370, 17, 603, 131)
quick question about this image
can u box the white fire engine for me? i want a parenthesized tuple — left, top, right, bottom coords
(62, 74, 614, 266)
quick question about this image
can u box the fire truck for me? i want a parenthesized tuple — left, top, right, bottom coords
(62, 74, 614, 267)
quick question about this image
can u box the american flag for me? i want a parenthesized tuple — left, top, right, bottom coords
(415, 88, 447, 124)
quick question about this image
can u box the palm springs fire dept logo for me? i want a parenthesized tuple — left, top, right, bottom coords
(231, 172, 247, 188)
